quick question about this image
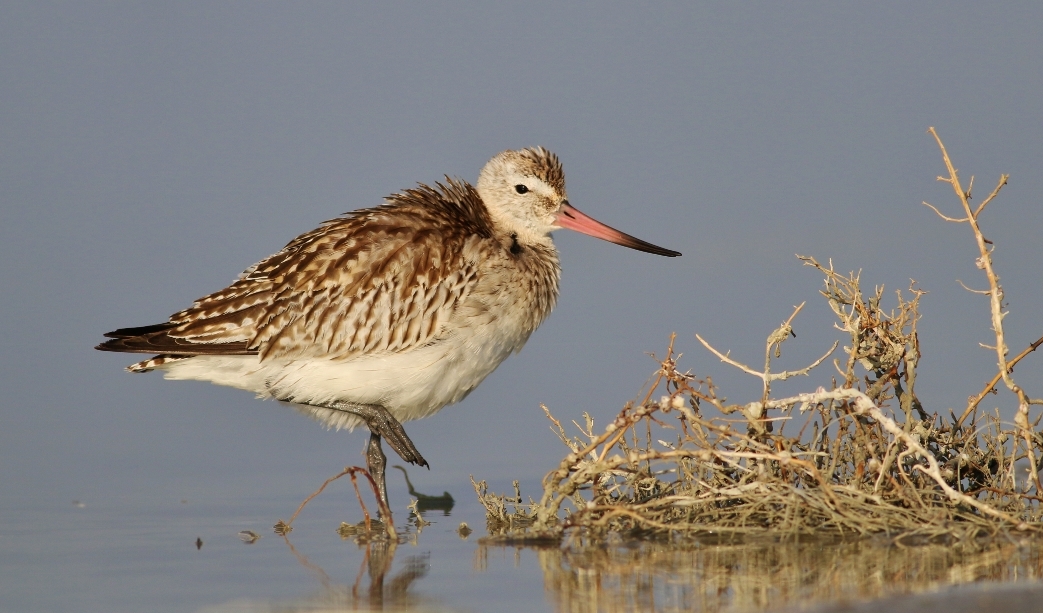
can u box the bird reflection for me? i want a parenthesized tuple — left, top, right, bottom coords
(393, 465, 455, 515)
(277, 531, 430, 611)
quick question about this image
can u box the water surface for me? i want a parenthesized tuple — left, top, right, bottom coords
(5, 484, 1043, 612)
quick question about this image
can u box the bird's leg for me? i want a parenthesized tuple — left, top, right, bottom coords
(334, 402, 429, 515)
(298, 401, 428, 515)
(366, 431, 389, 511)
(330, 402, 428, 469)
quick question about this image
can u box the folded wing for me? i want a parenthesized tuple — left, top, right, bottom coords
(96, 180, 493, 363)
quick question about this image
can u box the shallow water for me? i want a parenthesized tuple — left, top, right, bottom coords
(5, 481, 1043, 613)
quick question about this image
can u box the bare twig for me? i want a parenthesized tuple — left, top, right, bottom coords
(927, 128, 1023, 422)
(275, 466, 396, 540)
(958, 333, 1043, 427)
(922, 200, 968, 222)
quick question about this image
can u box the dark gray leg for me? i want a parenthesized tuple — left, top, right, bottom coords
(334, 403, 427, 469)
(366, 431, 389, 510)
(300, 401, 429, 514)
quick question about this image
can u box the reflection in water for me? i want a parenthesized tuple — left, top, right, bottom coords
(200, 526, 453, 613)
(479, 535, 1043, 612)
(199, 503, 1043, 612)
(200, 496, 465, 612)
(393, 465, 455, 515)
(277, 530, 431, 611)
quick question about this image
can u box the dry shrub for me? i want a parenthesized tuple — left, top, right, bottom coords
(473, 129, 1043, 542)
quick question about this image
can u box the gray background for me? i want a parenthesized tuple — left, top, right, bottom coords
(3, 2, 1042, 516)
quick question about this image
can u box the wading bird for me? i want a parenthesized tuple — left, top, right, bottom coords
(97, 148, 680, 512)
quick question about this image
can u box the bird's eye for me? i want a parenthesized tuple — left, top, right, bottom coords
(514, 184, 528, 194)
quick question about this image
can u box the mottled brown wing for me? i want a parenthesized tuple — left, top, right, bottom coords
(104, 180, 493, 361)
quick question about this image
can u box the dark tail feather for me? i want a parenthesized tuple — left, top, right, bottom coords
(102, 322, 178, 339)
(96, 322, 255, 356)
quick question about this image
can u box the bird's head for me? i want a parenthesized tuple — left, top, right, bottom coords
(476, 147, 681, 257)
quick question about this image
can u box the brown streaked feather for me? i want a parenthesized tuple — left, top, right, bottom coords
(518, 147, 565, 195)
(100, 178, 495, 363)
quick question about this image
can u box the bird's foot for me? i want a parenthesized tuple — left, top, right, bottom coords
(336, 403, 428, 468)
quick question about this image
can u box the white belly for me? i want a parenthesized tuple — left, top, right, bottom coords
(159, 322, 529, 430)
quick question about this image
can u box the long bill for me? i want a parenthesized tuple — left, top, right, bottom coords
(554, 202, 681, 257)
